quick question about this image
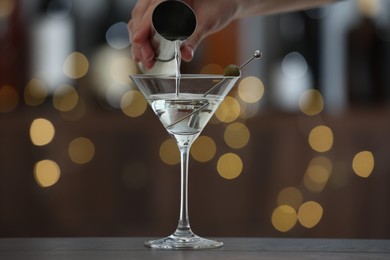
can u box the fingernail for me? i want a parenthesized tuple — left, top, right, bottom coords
(186, 45, 194, 57)
(182, 45, 194, 61)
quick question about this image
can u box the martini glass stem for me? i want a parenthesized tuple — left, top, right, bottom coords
(176, 143, 192, 234)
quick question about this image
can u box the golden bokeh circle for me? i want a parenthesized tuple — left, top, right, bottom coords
(298, 201, 323, 228)
(237, 76, 264, 103)
(191, 136, 217, 163)
(159, 138, 180, 165)
(200, 63, 224, 74)
(277, 187, 303, 210)
(63, 52, 89, 79)
(24, 79, 48, 106)
(224, 122, 250, 149)
(217, 153, 243, 180)
(53, 85, 79, 112)
(352, 151, 374, 178)
(34, 160, 61, 188)
(30, 118, 55, 146)
(215, 96, 240, 123)
(121, 90, 148, 118)
(271, 205, 298, 232)
(68, 137, 95, 164)
(299, 89, 324, 116)
(308, 125, 333, 152)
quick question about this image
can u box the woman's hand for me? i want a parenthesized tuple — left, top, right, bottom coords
(128, 0, 240, 69)
(128, 0, 335, 69)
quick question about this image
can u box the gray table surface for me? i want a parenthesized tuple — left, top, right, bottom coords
(0, 237, 389, 259)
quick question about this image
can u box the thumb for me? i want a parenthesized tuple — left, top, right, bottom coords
(181, 44, 194, 62)
(181, 30, 203, 62)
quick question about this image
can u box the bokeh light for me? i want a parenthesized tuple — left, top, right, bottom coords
(298, 201, 323, 228)
(224, 122, 250, 149)
(121, 90, 147, 118)
(53, 84, 79, 112)
(63, 52, 89, 79)
(200, 63, 224, 74)
(271, 205, 297, 232)
(304, 163, 331, 193)
(303, 156, 333, 192)
(68, 137, 95, 164)
(0, 0, 15, 18)
(30, 118, 55, 146)
(217, 153, 243, 180)
(91, 47, 138, 108)
(111, 57, 135, 85)
(24, 78, 48, 106)
(271, 51, 312, 111)
(299, 89, 324, 116)
(352, 151, 374, 178)
(105, 83, 131, 109)
(358, 0, 380, 18)
(100, 56, 137, 108)
(215, 96, 240, 123)
(237, 76, 264, 103)
(34, 159, 61, 188)
(92, 47, 138, 86)
(277, 187, 303, 210)
(282, 52, 308, 79)
(308, 125, 333, 152)
(106, 21, 130, 49)
(310, 156, 333, 173)
(159, 138, 180, 165)
(0, 84, 19, 113)
(239, 101, 261, 119)
(60, 97, 87, 121)
(191, 135, 217, 163)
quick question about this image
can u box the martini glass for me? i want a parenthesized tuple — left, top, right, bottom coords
(130, 74, 240, 249)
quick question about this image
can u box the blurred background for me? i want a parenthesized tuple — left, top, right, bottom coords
(1, 0, 390, 238)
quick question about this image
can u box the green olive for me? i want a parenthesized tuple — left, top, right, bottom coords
(223, 64, 240, 76)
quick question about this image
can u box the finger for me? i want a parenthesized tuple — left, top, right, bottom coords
(130, 0, 166, 67)
(134, 14, 155, 66)
(181, 28, 204, 62)
(181, 44, 194, 62)
(129, 0, 153, 63)
(128, 0, 151, 37)
(141, 44, 155, 69)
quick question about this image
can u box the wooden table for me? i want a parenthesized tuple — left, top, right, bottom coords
(0, 237, 389, 259)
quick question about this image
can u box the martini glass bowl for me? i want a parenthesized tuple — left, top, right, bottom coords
(130, 74, 240, 249)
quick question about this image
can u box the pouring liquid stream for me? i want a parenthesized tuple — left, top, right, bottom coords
(174, 40, 181, 97)
(163, 40, 213, 130)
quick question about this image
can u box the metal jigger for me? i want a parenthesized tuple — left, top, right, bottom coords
(140, 0, 197, 74)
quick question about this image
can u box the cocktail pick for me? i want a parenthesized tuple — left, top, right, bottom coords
(223, 50, 262, 76)
(239, 49, 263, 70)
(204, 50, 262, 96)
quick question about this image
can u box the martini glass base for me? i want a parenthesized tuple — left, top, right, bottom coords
(145, 230, 223, 249)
